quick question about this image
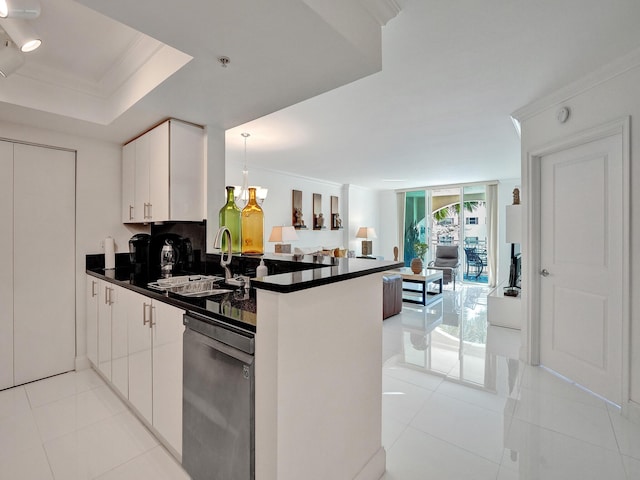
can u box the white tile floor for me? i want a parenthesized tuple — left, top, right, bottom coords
(1, 283, 639, 479)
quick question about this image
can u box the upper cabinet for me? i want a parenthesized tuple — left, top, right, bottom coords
(122, 119, 205, 224)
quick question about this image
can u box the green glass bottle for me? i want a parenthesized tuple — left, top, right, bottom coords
(241, 187, 264, 254)
(219, 186, 241, 253)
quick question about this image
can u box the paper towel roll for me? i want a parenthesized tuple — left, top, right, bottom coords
(104, 236, 115, 270)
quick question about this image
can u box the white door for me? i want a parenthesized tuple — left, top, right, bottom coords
(0, 141, 14, 390)
(539, 133, 623, 404)
(13, 144, 76, 385)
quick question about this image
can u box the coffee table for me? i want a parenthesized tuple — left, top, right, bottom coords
(385, 267, 443, 306)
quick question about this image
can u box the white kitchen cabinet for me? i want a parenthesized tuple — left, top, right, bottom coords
(3, 141, 75, 387)
(0, 142, 14, 390)
(121, 141, 137, 222)
(86, 277, 99, 367)
(98, 280, 113, 381)
(126, 290, 184, 456)
(152, 300, 185, 456)
(111, 286, 132, 398)
(128, 292, 153, 424)
(122, 118, 204, 224)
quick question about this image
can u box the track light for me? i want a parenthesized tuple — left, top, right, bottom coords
(0, 17, 40, 52)
(0, 0, 40, 19)
(0, 39, 24, 77)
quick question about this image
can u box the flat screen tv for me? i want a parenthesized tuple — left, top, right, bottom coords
(508, 243, 521, 290)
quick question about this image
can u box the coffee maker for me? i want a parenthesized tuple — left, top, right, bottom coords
(128, 233, 151, 275)
(150, 233, 193, 278)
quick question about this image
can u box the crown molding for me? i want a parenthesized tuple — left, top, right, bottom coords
(512, 45, 640, 122)
(358, 0, 407, 26)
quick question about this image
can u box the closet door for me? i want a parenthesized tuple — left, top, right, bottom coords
(0, 141, 14, 390)
(13, 144, 76, 385)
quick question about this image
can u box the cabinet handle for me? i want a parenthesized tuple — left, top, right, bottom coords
(129, 205, 134, 220)
(150, 305, 156, 327)
(147, 203, 152, 220)
(104, 286, 109, 305)
(91, 281, 97, 297)
(107, 287, 114, 306)
(143, 302, 150, 326)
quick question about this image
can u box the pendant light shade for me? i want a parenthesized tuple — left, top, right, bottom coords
(0, 39, 24, 77)
(0, 0, 40, 19)
(0, 17, 41, 52)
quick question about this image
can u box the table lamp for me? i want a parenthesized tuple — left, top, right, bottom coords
(269, 225, 298, 253)
(356, 227, 377, 256)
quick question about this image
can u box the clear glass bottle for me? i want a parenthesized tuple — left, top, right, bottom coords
(219, 186, 241, 253)
(241, 187, 264, 254)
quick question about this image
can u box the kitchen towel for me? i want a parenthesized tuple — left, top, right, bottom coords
(105, 236, 115, 270)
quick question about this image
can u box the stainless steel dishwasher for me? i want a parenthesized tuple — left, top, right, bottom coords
(182, 312, 255, 480)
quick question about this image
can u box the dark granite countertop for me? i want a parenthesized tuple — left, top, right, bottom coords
(86, 253, 402, 332)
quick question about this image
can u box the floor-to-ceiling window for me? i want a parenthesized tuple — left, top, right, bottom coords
(402, 183, 490, 285)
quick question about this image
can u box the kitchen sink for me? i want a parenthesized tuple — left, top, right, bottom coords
(147, 275, 226, 296)
(174, 288, 235, 298)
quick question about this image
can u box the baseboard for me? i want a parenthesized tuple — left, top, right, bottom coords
(75, 355, 90, 371)
(623, 399, 640, 425)
(353, 447, 386, 480)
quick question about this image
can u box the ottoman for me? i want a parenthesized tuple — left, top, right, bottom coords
(383, 274, 402, 319)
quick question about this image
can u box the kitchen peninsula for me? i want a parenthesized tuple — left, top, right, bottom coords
(87, 253, 402, 480)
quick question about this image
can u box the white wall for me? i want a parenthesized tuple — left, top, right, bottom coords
(516, 58, 640, 414)
(0, 120, 129, 367)
(345, 184, 381, 257)
(378, 190, 399, 260)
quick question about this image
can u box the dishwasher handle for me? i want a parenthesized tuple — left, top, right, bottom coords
(184, 327, 254, 365)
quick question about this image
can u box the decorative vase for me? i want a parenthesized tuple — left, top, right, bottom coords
(219, 186, 242, 253)
(241, 187, 264, 254)
(410, 257, 423, 274)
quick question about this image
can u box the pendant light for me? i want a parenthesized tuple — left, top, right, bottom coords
(234, 132, 268, 206)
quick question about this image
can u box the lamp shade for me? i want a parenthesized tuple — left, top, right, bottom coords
(505, 205, 521, 244)
(268, 226, 298, 243)
(356, 227, 377, 239)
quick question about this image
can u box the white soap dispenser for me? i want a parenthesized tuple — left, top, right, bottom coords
(256, 258, 268, 277)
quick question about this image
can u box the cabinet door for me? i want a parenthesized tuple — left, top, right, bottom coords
(98, 281, 112, 381)
(148, 122, 170, 222)
(86, 276, 99, 367)
(152, 300, 184, 455)
(134, 132, 151, 222)
(128, 292, 153, 424)
(111, 285, 131, 398)
(169, 120, 204, 221)
(13, 144, 75, 385)
(122, 141, 137, 223)
(0, 141, 13, 390)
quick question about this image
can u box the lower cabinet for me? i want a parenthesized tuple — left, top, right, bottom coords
(128, 292, 185, 457)
(85, 275, 184, 458)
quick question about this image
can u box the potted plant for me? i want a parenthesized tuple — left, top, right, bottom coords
(410, 242, 429, 274)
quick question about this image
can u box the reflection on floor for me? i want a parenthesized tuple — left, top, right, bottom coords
(382, 283, 640, 479)
(1, 282, 639, 479)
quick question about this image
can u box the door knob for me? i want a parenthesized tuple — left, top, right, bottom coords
(540, 269, 550, 277)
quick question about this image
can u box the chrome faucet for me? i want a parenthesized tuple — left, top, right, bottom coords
(213, 226, 233, 280)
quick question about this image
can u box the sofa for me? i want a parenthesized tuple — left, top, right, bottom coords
(383, 274, 402, 319)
